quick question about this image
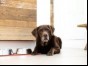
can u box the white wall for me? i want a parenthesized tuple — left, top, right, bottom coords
(54, 0, 87, 48)
(54, 0, 87, 40)
(0, 0, 87, 49)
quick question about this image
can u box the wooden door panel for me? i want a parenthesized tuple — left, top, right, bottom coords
(0, 0, 36, 40)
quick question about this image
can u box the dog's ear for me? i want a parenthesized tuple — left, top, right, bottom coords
(32, 27, 38, 38)
(48, 25, 55, 34)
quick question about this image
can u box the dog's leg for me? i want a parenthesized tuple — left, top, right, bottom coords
(47, 48, 55, 56)
(54, 48, 60, 54)
(47, 48, 60, 56)
(32, 47, 39, 55)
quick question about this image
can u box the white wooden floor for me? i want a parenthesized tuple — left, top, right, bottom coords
(0, 48, 87, 65)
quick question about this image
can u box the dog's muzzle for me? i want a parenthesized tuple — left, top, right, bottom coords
(42, 35, 49, 43)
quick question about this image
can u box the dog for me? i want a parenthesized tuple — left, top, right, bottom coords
(32, 25, 62, 56)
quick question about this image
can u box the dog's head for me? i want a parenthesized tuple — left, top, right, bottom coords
(32, 25, 54, 45)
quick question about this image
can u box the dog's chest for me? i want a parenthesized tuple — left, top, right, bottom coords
(38, 45, 51, 54)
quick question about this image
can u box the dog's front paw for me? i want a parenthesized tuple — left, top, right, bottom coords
(32, 52, 38, 55)
(47, 52, 53, 56)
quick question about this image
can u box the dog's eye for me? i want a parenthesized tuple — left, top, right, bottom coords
(44, 29, 48, 31)
(45, 29, 49, 31)
(39, 29, 43, 31)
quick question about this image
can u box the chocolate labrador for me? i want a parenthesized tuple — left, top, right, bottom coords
(32, 25, 62, 56)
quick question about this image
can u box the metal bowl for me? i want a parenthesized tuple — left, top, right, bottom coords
(16, 48, 32, 54)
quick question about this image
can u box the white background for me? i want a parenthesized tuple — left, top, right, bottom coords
(54, 0, 87, 40)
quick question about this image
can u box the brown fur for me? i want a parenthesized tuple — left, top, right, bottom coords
(32, 25, 62, 56)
